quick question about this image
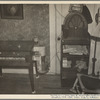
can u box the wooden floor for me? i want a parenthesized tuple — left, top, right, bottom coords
(0, 73, 73, 94)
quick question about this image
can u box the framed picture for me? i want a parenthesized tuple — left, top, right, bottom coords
(1, 4, 23, 19)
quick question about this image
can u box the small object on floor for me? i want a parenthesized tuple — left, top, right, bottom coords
(32, 91, 36, 94)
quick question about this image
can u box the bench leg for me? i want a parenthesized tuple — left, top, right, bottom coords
(29, 65, 35, 94)
(0, 67, 2, 77)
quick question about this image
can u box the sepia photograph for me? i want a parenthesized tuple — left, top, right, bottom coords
(0, 2, 100, 96)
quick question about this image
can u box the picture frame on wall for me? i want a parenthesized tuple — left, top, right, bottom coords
(1, 4, 23, 19)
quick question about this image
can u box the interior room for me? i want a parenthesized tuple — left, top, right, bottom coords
(0, 4, 100, 94)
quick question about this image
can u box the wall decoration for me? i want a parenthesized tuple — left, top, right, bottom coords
(1, 4, 23, 19)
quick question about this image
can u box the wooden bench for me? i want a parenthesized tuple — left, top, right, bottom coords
(0, 40, 35, 93)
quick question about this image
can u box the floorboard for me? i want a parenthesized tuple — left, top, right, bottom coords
(0, 73, 73, 94)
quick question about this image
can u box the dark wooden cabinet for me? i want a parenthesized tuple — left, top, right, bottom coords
(61, 12, 90, 87)
(61, 39, 90, 87)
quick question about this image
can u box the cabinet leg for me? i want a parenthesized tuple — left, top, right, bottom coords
(29, 65, 35, 93)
